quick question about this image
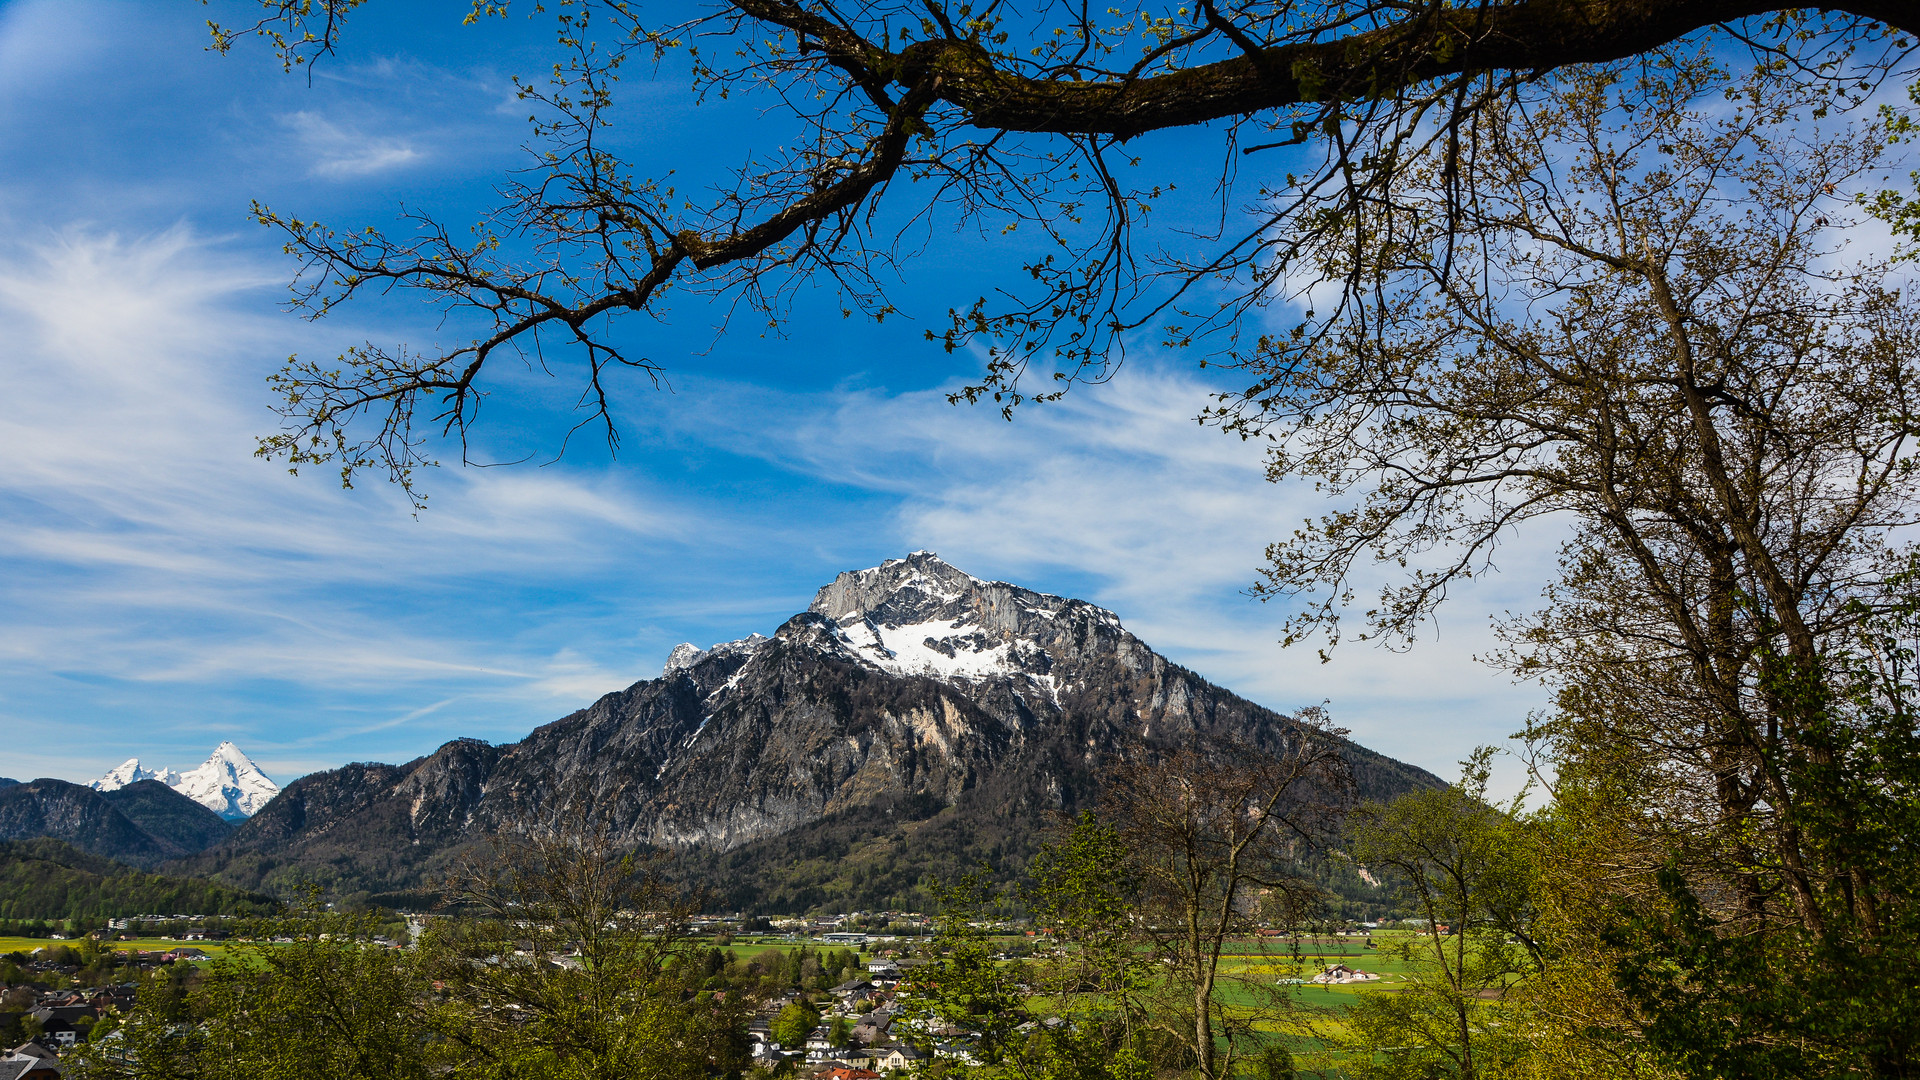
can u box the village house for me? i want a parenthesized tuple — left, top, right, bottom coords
(830, 978, 874, 1003)
(1310, 963, 1380, 985)
(749, 1036, 794, 1069)
(0, 1042, 61, 1080)
(933, 1039, 980, 1065)
(848, 1008, 892, 1046)
(26, 1005, 95, 1048)
(804, 1025, 839, 1062)
(865, 1043, 927, 1071)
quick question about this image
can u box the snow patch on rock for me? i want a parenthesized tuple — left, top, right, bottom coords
(807, 553, 1127, 690)
(837, 617, 1017, 679)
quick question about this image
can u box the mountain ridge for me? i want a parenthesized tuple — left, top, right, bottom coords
(176, 554, 1444, 908)
(0, 778, 235, 868)
(102, 780, 237, 853)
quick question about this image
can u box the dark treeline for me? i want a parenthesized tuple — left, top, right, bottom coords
(0, 839, 278, 922)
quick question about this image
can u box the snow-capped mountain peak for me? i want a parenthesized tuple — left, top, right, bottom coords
(88, 742, 280, 820)
(89, 758, 181, 792)
(662, 633, 770, 676)
(810, 551, 987, 622)
(207, 740, 256, 769)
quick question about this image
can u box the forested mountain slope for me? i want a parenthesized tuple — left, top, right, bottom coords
(0, 779, 233, 868)
(0, 838, 276, 921)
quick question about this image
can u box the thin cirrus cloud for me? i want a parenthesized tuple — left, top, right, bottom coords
(280, 110, 424, 179)
(0, 224, 702, 784)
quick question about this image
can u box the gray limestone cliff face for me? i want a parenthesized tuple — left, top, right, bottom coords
(182, 553, 1444, 898)
(441, 611, 1021, 851)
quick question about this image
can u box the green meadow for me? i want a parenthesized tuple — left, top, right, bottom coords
(0, 936, 235, 958)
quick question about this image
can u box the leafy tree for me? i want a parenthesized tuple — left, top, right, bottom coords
(0, 839, 277, 921)
(1023, 811, 1144, 1043)
(772, 1000, 820, 1050)
(785, 947, 809, 989)
(1018, 814, 1156, 1080)
(1603, 600, 1920, 1078)
(193, 908, 429, 1080)
(905, 865, 1145, 1080)
(901, 872, 1033, 1066)
(800, 954, 826, 990)
(76, 1022, 194, 1080)
(1251, 1044, 1295, 1080)
(1172, 27, 1920, 1074)
(906, 729, 1344, 1080)
(69, 905, 422, 1080)
(70, 827, 757, 1080)
(825, 947, 857, 983)
(1340, 750, 1539, 1080)
(1098, 732, 1347, 1080)
(422, 825, 751, 1080)
(196, 907, 426, 1076)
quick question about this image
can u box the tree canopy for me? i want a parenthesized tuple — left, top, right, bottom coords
(206, 1, 1915, 504)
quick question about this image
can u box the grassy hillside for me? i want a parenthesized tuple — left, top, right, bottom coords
(0, 837, 279, 921)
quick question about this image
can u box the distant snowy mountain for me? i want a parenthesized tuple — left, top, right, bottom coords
(92, 759, 181, 791)
(175, 743, 281, 820)
(89, 742, 279, 821)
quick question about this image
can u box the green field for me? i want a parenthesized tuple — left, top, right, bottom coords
(1009, 930, 1474, 1064)
(0, 936, 235, 958)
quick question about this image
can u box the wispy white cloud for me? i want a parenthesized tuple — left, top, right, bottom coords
(0, 224, 700, 783)
(0, 1, 110, 100)
(280, 110, 422, 178)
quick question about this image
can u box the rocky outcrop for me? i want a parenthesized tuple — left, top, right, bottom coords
(182, 553, 1443, 904)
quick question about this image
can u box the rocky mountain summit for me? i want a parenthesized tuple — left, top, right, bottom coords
(813, 552, 1122, 685)
(182, 554, 1441, 908)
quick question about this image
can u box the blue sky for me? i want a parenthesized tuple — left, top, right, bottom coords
(0, 0, 1552, 795)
